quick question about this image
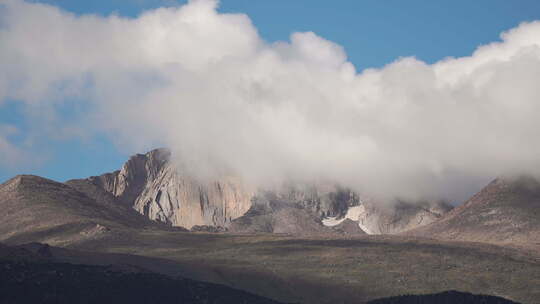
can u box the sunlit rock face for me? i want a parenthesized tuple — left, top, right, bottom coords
(132, 164, 254, 229)
(80, 149, 253, 229)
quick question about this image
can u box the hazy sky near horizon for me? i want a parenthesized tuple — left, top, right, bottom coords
(1, 0, 540, 202)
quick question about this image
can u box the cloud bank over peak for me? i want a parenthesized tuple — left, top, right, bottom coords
(1, 0, 540, 202)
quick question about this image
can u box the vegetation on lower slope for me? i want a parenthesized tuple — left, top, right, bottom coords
(1, 175, 539, 304)
(0, 244, 283, 304)
(68, 229, 540, 304)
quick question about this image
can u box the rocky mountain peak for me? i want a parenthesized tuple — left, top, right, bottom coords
(71, 149, 453, 233)
(84, 148, 171, 205)
(73, 148, 253, 229)
(1, 175, 72, 195)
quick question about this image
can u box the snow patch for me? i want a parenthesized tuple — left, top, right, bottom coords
(344, 205, 362, 221)
(322, 216, 346, 227)
(322, 206, 362, 226)
(322, 205, 375, 234)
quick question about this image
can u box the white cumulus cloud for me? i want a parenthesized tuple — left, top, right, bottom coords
(1, 0, 540, 202)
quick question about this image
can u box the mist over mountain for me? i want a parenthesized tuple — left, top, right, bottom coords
(2, 0, 540, 203)
(0, 151, 539, 303)
(1, 1, 540, 303)
(68, 148, 452, 233)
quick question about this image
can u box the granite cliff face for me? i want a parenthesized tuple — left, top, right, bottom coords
(73, 149, 253, 229)
(132, 165, 253, 229)
(82, 149, 172, 206)
(72, 148, 452, 233)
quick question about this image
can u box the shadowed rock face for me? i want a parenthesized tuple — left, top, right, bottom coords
(225, 183, 452, 235)
(407, 176, 540, 245)
(260, 183, 361, 219)
(330, 218, 367, 235)
(69, 148, 453, 233)
(228, 194, 340, 235)
(227, 184, 363, 235)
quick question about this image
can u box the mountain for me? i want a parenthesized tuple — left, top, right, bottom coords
(71, 148, 452, 234)
(0, 174, 170, 245)
(69, 149, 254, 229)
(0, 242, 283, 304)
(407, 176, 540, 246)
(0, 171, 538, 303)
(0, 148, 453, 245)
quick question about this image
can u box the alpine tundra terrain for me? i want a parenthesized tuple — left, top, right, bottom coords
(0, 149, 539, 303)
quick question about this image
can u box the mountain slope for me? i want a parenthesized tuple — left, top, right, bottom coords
(0, 242, 283, 304)
(407, 176, 540, 246)
(0, 175, 538, 303)
(0, 175, 165, 245)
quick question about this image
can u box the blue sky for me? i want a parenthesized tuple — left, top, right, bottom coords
(2, 0, 540, 184)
